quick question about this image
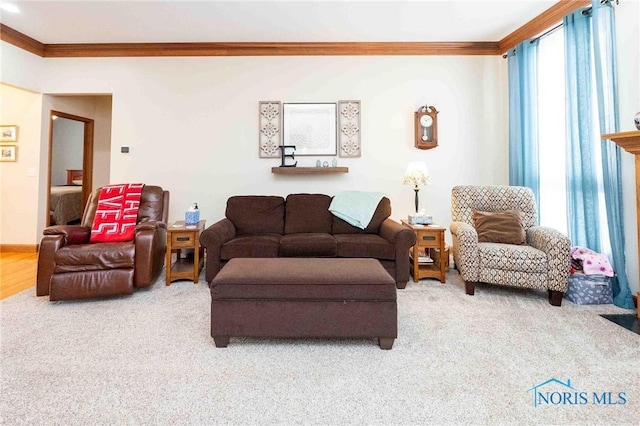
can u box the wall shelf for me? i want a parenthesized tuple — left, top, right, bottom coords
(271, 166, 349, 175)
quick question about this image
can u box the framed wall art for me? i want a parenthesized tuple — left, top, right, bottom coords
(283, 103, 337, 156)
(0, 125, 18, 143)
(0, 145, 17, 162)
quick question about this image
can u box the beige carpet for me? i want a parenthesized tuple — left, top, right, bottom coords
(1, 270, 638, 425)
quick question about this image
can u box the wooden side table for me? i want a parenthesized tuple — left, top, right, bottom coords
(165, 220, 206, 286)
(401, 220, 446, 283)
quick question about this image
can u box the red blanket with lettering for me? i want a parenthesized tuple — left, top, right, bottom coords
(90, 183, 144, 243)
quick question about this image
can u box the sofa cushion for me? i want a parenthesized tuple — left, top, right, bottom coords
(284, 194, 332, 234)
(332, 197, 391, 234)
(211, 258, 396, 301)
(54, 242, 135, 272)
(220, 234, 282, 260)
(279, 233, 338, 257)
(226, 196, 285, 235)
(478, 242, 547, 273)
(334, 234, 396, 260)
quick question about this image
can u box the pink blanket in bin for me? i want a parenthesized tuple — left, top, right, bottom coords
(90, 183, 143, 243)
(570, 246, 615, 277)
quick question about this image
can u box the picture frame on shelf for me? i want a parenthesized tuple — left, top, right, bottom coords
(0, 145, 17, 162)
(283, 103, 337, 156)
(0, 125, 18, 143)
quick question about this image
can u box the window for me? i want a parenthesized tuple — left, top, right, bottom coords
(536, 23, 612, 256)
(537, 27, 567, 235)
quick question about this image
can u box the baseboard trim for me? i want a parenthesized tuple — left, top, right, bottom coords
(0, 244, 39, 253)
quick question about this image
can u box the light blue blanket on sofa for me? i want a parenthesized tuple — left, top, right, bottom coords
(329, 191, 385, 230)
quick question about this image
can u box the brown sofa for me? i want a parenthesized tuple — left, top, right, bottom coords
(37, 185, 169, 301)
(200, 193, 416, 289)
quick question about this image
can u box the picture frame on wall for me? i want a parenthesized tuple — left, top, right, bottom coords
(283, 103, 337, 156)
(0, 145, 17, 162)
(0, 125, 18, 143)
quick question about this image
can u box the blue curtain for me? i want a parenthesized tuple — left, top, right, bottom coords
(563, 11, 602, 252)
(508, 40, 540, 211)
(564, 2, 634, 309)
(591, 0, 634, 309)
(563, 9, 601, 252)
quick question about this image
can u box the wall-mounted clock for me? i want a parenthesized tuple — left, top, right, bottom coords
(414, 105, 438, 150)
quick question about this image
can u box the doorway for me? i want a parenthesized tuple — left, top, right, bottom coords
(46, 111, 94, 227)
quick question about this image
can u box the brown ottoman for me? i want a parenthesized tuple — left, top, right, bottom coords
(210, 258, 397, 349)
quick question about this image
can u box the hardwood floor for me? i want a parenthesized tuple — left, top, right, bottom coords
(0, 252, 38, 300)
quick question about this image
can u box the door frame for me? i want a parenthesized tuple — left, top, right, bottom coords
(46, 110, 94, 227)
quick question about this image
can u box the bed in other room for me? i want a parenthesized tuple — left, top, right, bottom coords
(50, 185, 83, 225)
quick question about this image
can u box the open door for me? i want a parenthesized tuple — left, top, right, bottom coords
(46, 111, 94, 227)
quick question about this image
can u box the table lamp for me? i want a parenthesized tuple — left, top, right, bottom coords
(403, 162, 432, 224)
(403, 162, 430, 213)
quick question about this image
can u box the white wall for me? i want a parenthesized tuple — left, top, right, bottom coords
(93, 96, 113, 190)
(1, 45, 508, 245)
(37, 55, 508, 243)
(615, 0, 640, 294)
(0, 43, 43, 92)
(51, 117, 84, 186)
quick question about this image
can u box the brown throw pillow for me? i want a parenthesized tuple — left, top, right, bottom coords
(473, 210, 526, 245)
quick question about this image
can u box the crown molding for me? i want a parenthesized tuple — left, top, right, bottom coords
(0, 23, 44, 56)
(499, 0, 590, 53)
(2, 38, 502, 57)
(0, 1, 588, 59)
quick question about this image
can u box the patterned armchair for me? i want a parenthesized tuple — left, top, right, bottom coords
(450, 185, 571, 306)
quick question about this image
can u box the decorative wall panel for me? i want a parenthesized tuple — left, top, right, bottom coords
(338, 100, 361, 157)
(259, 101, 281, 158)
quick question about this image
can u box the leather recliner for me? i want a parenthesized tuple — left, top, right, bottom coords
(37, 185, 170, 301)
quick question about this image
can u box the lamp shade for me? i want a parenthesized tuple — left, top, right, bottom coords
(403, 162, 430, 187)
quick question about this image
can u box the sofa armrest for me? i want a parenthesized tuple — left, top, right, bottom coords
(379, 218, 415, 245)
(37, 225, 90, 296)
(37, 234, 65, 297)
(527, 226, 571, 292)
(200, 218, 237, 283)
(134, 223, 167, 288)
(379, 218, 416, 288)
(450, 221, 479, 282)
(43, 225, 91, 245)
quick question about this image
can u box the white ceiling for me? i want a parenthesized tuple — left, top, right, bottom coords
(0, 0, 557, 44)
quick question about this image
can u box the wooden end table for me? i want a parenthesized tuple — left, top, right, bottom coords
(166, 220, 205, 286)
(401, 220, 446, 283)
